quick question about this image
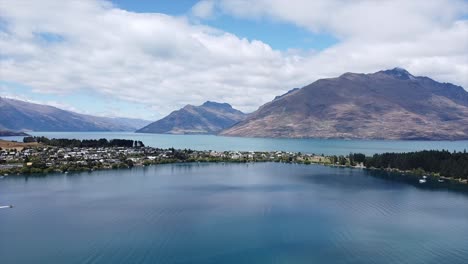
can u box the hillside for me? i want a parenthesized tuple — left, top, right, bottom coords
(137, 101, 246, 134)
(0, 97, 150, 132)
(221, 68, 468, 140)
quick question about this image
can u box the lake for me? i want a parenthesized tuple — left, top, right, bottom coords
(1, 163, 467, 264)
(2, 132, 468, 155)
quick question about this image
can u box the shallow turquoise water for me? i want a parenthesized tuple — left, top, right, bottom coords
(1, 163, 467, 264)
(3, 131, 467, 155)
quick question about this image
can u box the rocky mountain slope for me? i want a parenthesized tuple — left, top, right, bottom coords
(137, 101, 246, 134)
(0, 97, 150, 132)
(221, 68, 468, 140)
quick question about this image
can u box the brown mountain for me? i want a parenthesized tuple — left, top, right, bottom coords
(136, 101, 246, 134)
(221, 68, 468, 140)
(0, 97, 151, 132)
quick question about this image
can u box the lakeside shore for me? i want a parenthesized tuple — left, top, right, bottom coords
(1, 138, 467, 192)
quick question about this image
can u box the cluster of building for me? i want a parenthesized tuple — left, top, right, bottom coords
(0, 144, 333, 175)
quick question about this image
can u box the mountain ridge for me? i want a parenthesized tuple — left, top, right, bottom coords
(137, 101, 246, 134)
(0, 130, 30, 137)
(220, 68, 468, 140)
(0, 97, 151, 132)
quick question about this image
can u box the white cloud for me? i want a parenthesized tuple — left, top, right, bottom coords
(209, 0, 468, 85)
(191, 0, 216, 19)
(214, 0, 467, 39)
(0, 0, 467, 119)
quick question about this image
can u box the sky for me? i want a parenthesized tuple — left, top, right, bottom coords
(0, 0, 467, 121)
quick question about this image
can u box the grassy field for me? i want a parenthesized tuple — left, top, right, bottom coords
(0, 140, 40, 151)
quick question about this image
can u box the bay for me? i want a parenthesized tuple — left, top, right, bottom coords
(1, 163, 467, 263)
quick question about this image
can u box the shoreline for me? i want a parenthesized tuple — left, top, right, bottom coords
(2, 158, 467, 193)
(1, 138, 467, 193)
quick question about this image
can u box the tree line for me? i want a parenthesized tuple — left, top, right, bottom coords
(363, 150, 468, 179)
(24, 136, 145, 148)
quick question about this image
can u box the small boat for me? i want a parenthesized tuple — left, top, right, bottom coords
(0, 205, 13, 209)
(422, 175, 428, 179)
(419, 179, 427, 184)
(438, 179, 445, 183)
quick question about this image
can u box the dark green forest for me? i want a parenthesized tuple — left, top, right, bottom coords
(364, 150, 468, 179)
(25, 136, 144, 148)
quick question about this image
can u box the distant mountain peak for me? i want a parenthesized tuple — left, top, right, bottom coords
(221, 69, 468, 140)
(202, 101, 232, 109)
(340, 72, 365, 79)
(137, 101, 246, 135)
(379, 67, 415, 80)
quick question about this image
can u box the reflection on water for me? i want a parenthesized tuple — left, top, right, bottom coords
(0, 163, 468, 264)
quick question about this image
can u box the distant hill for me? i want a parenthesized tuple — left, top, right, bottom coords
(0, 130, 30, 137)
(221, 68, 468, 140)
(106, 117, 151, 132)
(137, 101, 246, 134)
(0, 97, 151, 132)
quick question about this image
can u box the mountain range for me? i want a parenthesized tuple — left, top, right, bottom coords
(0, 97, 150, 132)
(137, 101, 246, 134)
(1, 68, 467, 140)
(221, 68, 468, 140)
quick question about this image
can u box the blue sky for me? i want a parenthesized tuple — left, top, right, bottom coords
(0, 0, 467, 120)
(111, 0, 338, 51)
(112, 0, 199, 15)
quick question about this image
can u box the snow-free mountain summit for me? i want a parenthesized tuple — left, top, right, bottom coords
(137, 101, 246, 134)
(221, 68, 468, 140)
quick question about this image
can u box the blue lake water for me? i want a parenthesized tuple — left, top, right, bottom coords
(2, 132, 467, 155)
(1, 163, 468, 264)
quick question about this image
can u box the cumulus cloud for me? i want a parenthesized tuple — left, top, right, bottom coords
(191, 0, 216, 19)
(210, 0, 468, 82)
(0, 0, 467, 119)
(213, 0, 467, 39)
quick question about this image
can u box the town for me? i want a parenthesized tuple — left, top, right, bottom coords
(0, 137, 341, 175)
(1, 137, 466, 189)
